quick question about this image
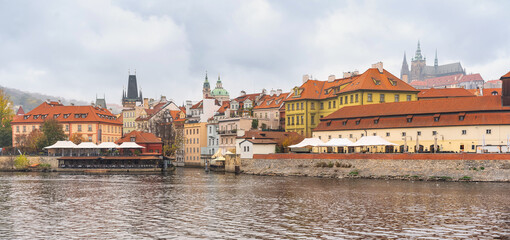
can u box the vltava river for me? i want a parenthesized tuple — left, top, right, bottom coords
(0, 168, 508, 239)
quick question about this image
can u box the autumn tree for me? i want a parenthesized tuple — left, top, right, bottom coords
(0, 89, 13, 147)
(40, 119, 66, 147)
(25, 129, 45, 154)
(70, 133, 85, 145)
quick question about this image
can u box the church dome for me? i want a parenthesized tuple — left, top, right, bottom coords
(211, 88, 229, 96)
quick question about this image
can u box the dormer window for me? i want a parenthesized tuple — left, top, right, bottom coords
(63, 114, 70, 119)
(41, 114, 47, 119)
(24, 115, 31, 119)
(434, 114, 440, 122)
(372, 77, 381, 85)
(388, 78, 397, 86)
(74, 114, 80, 118)
(81, 114, 88, 118)
(130, 137, 136, 142)
(342, 120, 347, 126)
(33, 115, 39, 119)
(53, 114, 60, 119)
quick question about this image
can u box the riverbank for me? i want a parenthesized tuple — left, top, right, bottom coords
(239, 153, 510, 182)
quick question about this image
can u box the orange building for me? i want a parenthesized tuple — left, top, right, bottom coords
(11, 101, 122, 146)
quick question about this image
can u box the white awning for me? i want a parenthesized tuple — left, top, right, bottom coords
(118, 142, 145, 149)
(97, 142, 119, 149)
(349, 136, 398, 147)
(75, 142, 99, 149)
(289, 138, 325, 148)
(319, 138, 353, 147)
(43, 141, 77, 149)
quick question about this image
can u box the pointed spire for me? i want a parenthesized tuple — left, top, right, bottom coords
(434, 49, 438, 67)
(401, 51, 410, 81)
(414, 40, 423, 61)
(205, 70, 209, 82)
(218, 74, 221, 83)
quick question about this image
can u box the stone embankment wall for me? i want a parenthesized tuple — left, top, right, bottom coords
(0, 156, 59, 170)
(239, 153, 510, 182)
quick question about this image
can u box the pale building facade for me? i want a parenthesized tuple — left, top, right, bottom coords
(183, 122, 207, 166)
(313, 95, 510, 153)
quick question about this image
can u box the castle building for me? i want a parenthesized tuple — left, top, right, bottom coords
(401, 41, 465, 83)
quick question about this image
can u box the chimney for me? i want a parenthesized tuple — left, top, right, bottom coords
(353, 70, 359, 76)
(371, 62, 384, 73)
(160, 96, 167, 103)
(270, 89, 276, 96)
(143, 98, 149, 109)
(276, 89, 282, 96)
(343, 72, 352, 78)
(262, 88, 267, 95)
(302, 74, 310, 83)
(328, 75, 335, 82)
(240, 90, 246, 96)
(501, 72, 510, 106)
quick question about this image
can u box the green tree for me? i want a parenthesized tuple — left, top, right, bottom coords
(251, 119, 259, 129)
(14, 154, 29, 169)
(0, 89, 14, 147)
(70, 133, 85, 145)
(40, 119, 66, 147)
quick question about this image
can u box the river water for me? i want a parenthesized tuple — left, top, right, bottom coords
(0, 168, 508, 239)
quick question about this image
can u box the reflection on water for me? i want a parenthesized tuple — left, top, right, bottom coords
(0, 168, 509, 239)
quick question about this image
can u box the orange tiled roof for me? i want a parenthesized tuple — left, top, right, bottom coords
(253, 93, 290, 109)
(286, 68, 417, 102)
(117, 130, 162, 144)
(11, 102, 121, 125)
(217, 101, 230, 114)
(315, 95, 510, 132)
(501, 71, 510, 79)
(418, 88, 475, 99)
(323, 95, 507, 120)
(238, 130, 304, 145)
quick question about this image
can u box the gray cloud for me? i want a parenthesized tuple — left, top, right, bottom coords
(0, 0, 508, 106)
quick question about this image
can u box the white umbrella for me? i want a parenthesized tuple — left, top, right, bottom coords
(118, 142, 145, 149)
(349, 136, 397, 147)
(97, 142, 119, 149)
(43, 141, 77, 149)
(75, 142, 99, 149)
(318, 138, 353, 147)
(289, 138, 324, 148)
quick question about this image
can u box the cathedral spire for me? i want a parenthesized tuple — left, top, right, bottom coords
(414, 40, 423, 61)
(401, 52, 410, 82)
(434, 49, 438, 67)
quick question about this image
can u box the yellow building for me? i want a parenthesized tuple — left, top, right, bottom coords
(183, 122, 207, 166)
(285, 63, 419, 137)
(313, 95, 510, 153)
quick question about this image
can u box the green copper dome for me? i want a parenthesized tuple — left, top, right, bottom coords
(211, 88, 229, 96)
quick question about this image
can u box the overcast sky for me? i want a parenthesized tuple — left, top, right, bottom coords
(0, 0, 509, 106)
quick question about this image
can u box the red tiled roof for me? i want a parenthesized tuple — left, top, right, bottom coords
(418, 88, 475, 99)
(315, 95, 510, 132)
(340, 68, 417, 93)
(410, 80, 428, 86)
(501, 71, 510, 79)
(458, 73, 483, 83)
(191, 100, 203, 109)
(286, 68, 417, 102)
(238, 130, 304, 145)
(253, 93, 290, 109)
(116, 130, 162, 144)
(322, 95, 507, 120)
(424, 74, 464, 87)
(243, 138, 277, 144)
(217, 101, 230, 114)
(16, 106, 25, 115)
(11, 102, 121, 125)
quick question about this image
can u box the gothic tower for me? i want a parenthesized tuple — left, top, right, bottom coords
(202, 71, 211, 99)
(400, 52, 410, 83)
(410, 41, 426, 81)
